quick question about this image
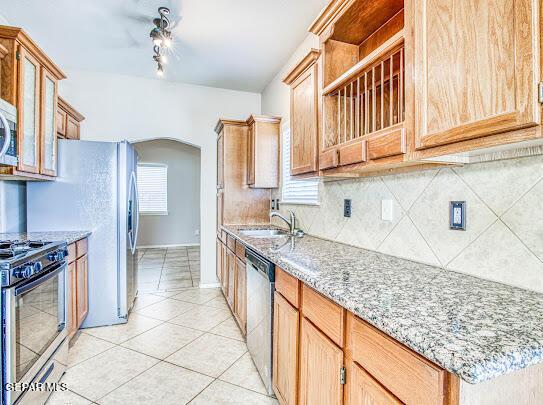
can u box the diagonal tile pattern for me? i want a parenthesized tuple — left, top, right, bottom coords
(136, 246, 200, 292)
(274, 155, 543, 293)
(51, 287, 278, 405)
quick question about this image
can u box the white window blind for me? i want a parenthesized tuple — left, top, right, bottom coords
(281, 123, 319, 205)
(137, 163, 168, 215)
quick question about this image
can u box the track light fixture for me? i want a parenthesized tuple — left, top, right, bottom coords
(150, 7, 172, 76)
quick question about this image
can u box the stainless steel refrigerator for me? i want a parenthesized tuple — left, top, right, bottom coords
(26, 140, 139, 327)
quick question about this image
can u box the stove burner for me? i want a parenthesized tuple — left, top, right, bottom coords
(0, 240, 48, 260)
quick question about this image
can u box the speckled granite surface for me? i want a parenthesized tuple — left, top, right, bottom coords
(223, 224, 543, 384)
(0, 231, 91, 245)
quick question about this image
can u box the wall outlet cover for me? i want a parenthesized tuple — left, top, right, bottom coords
(381, 199, 393, 221)
(344, 199, 352, 217)
(194, 229, 200, 236)
(450, 201, 466, 230)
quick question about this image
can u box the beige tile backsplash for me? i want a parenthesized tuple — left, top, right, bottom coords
(273, 155, 543, 293)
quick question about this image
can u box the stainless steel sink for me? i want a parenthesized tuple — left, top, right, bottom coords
(239, 229, 289, 238)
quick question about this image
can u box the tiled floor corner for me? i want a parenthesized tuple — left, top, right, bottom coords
(48, 287, 278, 405)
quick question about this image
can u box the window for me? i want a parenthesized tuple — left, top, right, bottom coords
(281, 122, 319, 205)
(137, 163, 168, 215)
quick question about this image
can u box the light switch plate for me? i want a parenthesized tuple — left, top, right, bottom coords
(344, 199, 352, 217)
(381, 199, 393, 221)
(450, 201, 466, 230)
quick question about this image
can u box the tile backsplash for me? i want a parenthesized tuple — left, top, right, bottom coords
(273, 155, 543, 293)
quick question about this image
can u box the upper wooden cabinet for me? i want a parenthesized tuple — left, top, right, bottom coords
(57, 97, 85, 140)
(246, 115, 281, 188)
(283, 50, 321, 177)
(0, 26, 66, 180)
(215, 119, 270, 232)
(412, 0, 541, 153)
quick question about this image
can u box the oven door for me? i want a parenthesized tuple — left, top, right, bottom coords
(2, 262, 67, 404)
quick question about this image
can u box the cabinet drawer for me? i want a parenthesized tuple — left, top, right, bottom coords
(235, 241, 246, 263)
(76, 238, 88, 258)
(67, 243, 76, 264)
(301, 285, 344, 347)
(338, 139, 367, 166)
(367, 126, 406, 160)
(226, 234, 236, 251)
(276, 267, 299, 308)
(348, 314, 446, 405)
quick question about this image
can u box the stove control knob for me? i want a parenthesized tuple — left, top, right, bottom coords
(48, 250, 66, 262)
(33, 262, 43, 273)
(14, 264, 35, 278)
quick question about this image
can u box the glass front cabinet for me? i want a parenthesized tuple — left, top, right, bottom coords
(0, 28, 66, 180)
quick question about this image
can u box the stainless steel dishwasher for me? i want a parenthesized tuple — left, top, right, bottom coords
(245, 248, 275, 396)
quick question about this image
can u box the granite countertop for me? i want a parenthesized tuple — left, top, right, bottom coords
(223, 224, 543, 385)
(0, 231, 91, 245)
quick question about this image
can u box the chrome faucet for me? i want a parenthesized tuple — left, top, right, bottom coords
(270, 210, 303, 237)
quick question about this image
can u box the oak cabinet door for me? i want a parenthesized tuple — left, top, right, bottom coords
(235, 257, 247, 332)
(66, 115, 80, 140)
(290, 64, 318, 175)
(18, 46, 40, 173)
(67, 261, 77, 338)
(413, 0, 540, 149)
(217, 132, 224, 188)
(221, 243, 228, 294)
(227, 249, 236, 308)
(299, 317, 343, 405)
(346, 361, 402, 405)
(76, 254, 89, 327)
(272, 292, 299, 405)
(216, 238, 223, 283)
(40, 69, 58, 176)
(247, 123, 255, 185)
(57, 107, 67, 137)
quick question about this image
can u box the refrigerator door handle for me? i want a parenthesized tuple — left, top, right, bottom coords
(0, 110, 12, 158)
(132, 171, 140, 253)
(128, 171, 139, 254)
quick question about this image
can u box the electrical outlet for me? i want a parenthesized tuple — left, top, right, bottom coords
(194, 229, 200, 236)
(381, 199, 393, 221)
(344, 199, 352, 217)
(450, 201, 466, 230)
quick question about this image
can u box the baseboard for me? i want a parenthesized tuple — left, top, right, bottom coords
(137, 243, 200, 249)
(199, 282, 220, 289)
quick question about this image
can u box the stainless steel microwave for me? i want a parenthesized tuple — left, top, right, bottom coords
(0, 98, 17, 166)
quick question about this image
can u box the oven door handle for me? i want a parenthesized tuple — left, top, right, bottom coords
(14, 264, 65, 296)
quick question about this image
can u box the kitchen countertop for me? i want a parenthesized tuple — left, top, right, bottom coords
(0, 231, 91, 245)
(222, 224, 543, 385)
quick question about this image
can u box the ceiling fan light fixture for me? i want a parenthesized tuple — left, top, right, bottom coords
(150, 7, 174, 76)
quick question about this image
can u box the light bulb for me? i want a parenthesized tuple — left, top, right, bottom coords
(159, 54, 168, 64)
(153, 38, 162, 46)
(156, 64, 164, 76)
(163, 37, 172, 48)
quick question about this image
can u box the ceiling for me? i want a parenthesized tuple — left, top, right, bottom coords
(0, 0, 329, 92)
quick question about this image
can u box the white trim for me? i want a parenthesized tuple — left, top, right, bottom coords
(140, 212, 169, 216)
(137, 243, 200, 249)
(279, 201, 321, 206)
(199, 282, 220, 289)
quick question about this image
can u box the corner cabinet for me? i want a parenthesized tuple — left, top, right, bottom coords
(412, 0, 542, 156)
(283, 50, 321, 177)
(0, 26, 66, 180)
(57, 97, 85, 140)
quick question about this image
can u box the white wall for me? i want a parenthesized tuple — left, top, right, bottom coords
(60, 69, 261, 286)
(134, 139, 201, 247)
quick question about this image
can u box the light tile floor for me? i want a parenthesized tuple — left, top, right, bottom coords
(48, 288, 278, 405)
(136, 247, 201, 292)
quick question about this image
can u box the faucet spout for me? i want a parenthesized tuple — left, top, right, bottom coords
(270, 210, 299, 236)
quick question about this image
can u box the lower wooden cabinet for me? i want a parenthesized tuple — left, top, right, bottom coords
(216, 238, 223, 283)
(272, 291, 299, 405)
(234, 256, 247, 332)
(76, 254, 89, 326)
(67, 261, 77, 338)
(221, 243, 228, 294)
(67, 239, 89, 339)
(299, 317, 344, 405)
(345, 361, 401, 405)
(227, 249, 236, 308)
